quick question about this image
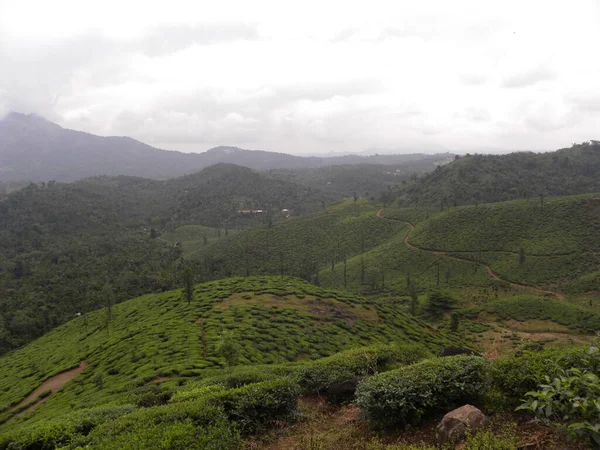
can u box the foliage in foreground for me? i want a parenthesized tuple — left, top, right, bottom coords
(355, 355, 489, 428)
(517, 343, 600, 446)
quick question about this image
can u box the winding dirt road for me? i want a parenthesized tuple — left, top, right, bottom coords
(9, 361, 88, 420)
(376, 209, 565, 300)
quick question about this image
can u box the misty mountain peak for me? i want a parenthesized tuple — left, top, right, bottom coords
(205, 146, 246, 155)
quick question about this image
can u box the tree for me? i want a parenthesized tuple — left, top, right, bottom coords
(426, 290, 456, 319)
(182, 265, 194, 305)
(450, 312, 460, 332)
(408, 280, 419, 316)
(101, 284, 115, 335)
(519, 246, 526, 267)
(360, 257, 365, 285)
(216, 330, 240, 369)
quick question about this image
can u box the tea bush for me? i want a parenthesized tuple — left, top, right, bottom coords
(517, 344, 600, 446)
(356, 355, 489, 428)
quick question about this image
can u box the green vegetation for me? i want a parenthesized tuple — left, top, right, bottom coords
(408, 194, 600, 293)
(390, 141, 600, 207)
(201, 199, 405, 280)
(0, 164, 333, 354)
(0, 276, 461, 426)
(517, 343, 600, 446)
(161, 224, 239, 259)
(356, 355, 489, 428)
(468, 296, 600, 332)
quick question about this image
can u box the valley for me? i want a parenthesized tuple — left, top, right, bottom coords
(0, 137, 599, 449)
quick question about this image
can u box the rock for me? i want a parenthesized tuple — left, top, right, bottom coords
(323, 376, 364, 403)
(436, 405, 488, 444)
(438, 347, 481, 357)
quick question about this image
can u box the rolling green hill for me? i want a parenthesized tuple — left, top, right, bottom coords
(390, 141, 600, 207)
(196, 193, 600, 303)
(407, 194, 600, 294)
(160, 225, 240, 259)
(0, 164, 334, 354)
(198, 200, 405, 280)
(0, 276, 459, 429)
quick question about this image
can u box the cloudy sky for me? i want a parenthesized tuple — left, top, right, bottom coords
(1, 0, 599, 154)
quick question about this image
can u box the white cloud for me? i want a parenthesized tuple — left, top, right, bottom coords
(1, 0, 600, 154)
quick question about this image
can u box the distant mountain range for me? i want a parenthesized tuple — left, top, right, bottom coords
(0, 112, 453, 182)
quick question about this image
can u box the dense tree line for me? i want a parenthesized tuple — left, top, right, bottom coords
(0, 164, 334, 354)
(388, 142, 600, 207)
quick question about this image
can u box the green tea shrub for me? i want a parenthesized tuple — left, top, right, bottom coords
(132, 385, 174, 408)
(489, 346, 592, 399)
(75, 418, 240, 450)
(517, 344, 600, 446)
(213, 377, 300, 434)
(196, 367, 272, 389)
(0, 404, 136, 450)
(356, 355, 489, 428)
(294, 343, 431, 395)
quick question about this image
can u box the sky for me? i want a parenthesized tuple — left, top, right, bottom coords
(1, 0, 599, 155)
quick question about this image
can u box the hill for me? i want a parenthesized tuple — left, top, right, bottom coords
(407, 194, 600, 295)
(390, 141, 600, 207)
(192, 194, 600, 352)
(0, 164, 334, 354)
(267, 159, 447, 200)
(0, 276, 459, 427)
(197, 193, 600, 300)
(0, 112, 452, 182)
(196, 200, 405, 281)
(0, 277, 595, 448)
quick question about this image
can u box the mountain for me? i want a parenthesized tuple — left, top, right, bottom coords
(0, 112, 208, 181)
(0, 112, 453, 182)
(389, 141, 600, 207)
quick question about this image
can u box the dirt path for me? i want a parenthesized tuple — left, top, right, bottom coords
(376, 209, 565, 300)
(9, 361, 88, 420)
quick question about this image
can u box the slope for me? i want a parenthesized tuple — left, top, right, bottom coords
(390, 141, 600, 207)
(0, 276, 460, 427)
(0, 164, 333, 354)
(198, 200, 406, 280)
(407, 194, 600, 294)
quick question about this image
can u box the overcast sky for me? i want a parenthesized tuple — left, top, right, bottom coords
(1, 0, 599, 155)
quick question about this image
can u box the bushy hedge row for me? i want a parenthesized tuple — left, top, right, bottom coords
(0, 404, 137, 450)
(356, 355, 489, 428)
(173, 343, 431, 405)
(488, 346, 597, 399)
(0, 377, 298, 449)
(293, 343, 430, 395)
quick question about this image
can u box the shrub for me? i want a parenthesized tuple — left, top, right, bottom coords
(517, 344, 600, 447)
(294, 343, 431, 395)
(192, 367, 272, 390)
(132, 385, 174, 408)
(489, 346, 594, 399)
(214, 377, 300, 434)
(356, 355, 489, 428)
(0, 404, 136, 450)
(75, 418, 240, 450)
